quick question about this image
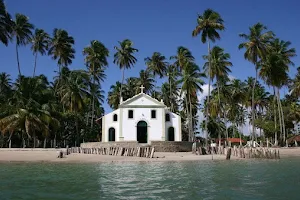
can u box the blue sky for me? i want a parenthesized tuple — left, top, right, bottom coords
(2, 0, 300, 114)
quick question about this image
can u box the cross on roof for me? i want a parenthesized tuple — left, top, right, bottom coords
(140, 85, 145, 93)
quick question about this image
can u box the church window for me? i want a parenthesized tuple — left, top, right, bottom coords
(108, 128, 115, 141)
(166, 113, 170, 122)
(113, 114, 117, 122)
(128, 110, 133, 118)
(151, 110, 156, 119)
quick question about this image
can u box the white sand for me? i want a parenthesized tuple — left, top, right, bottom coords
(0, 147, 299, 163)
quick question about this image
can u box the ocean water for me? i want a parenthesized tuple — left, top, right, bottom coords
(0, 159, 299, 200)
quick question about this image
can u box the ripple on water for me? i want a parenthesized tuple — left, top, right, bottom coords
(0, 159, 300, 200)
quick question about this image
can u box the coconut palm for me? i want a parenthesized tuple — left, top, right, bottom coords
(238, 23, 274, 142)
(107, 81, 123, 109)
(0, 0, 13, 46)
(57, 70, 90, 146)
(83, 40, 109, 128)
(12, 13, 34, 76)
(0, 72, 11, 94)
(113, 39, 138, 100)
(170, 46, 195, 71)
(48, 28, 75, 76)
(192, 9, 225, 146)
(166, 64, 180, 113)
(136, 70, 155, 94)
(179, 62, 206, 141)
(290, 67, 300, 97)
(203, 46, 232, 143)
(31, 29, 50, 77)
(145, 52, 168, 78)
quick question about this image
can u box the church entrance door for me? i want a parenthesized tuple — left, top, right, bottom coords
(137, 121, 147, 143)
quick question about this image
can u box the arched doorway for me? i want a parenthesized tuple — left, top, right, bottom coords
(108, 128, 115, 141)
(137, 121, 147, 143)
(168, 127, 175, 141)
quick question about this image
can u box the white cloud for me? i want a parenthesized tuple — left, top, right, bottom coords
(197, 84, 211, 102)
(228, 75, 236, 81)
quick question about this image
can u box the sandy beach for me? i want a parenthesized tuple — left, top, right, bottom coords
(0, 148, 299, 163)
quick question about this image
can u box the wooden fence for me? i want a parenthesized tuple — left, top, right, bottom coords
(68, 147, 155, 158)
(194, 145, 280, 159)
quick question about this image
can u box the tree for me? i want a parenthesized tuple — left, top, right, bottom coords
(179, 62, 205, 141)
(0, 0, 13, 46)
(48, 28, 75, 78)
(192, 9, 225, 146)
(12, 13, 34, 76)
(57, 69, 90, 146)
(31, 29, 50, 77)
(83, 40, 109, 128)
(107, 81, 122, 110)
(203, 46, 232, 143)
(145, 52, 168, 78)
(259, 39, 295, 144)
(113, 39, 138, 100)
(136, 70, 155, 94)
(239, 23, 274, 142)
(170, 46, 194, 71)
(290, 67, 300, 98)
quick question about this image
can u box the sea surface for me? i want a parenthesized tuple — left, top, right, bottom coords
(0, 158, 299, 200)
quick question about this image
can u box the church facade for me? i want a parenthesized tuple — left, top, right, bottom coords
(99, 86, 182, 143)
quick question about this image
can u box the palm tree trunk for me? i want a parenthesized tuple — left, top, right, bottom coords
(8, 132, 12, 148)
(91, 77, 96, 129)
(16, 44, 21, 76)
(33, 52, 38, 77)
(33, 132, 36, 148)
(204, 40, 211, 147)
(273, 88, 278, 146)
(86, 102, 92, 126)
(120, 67, 125, 101)
(276, 90, 283, 145)
(169, 73, 172, 112)
(185, 94, 190, 141)
(76, 119, 79, 147)
(251, 68, 258, 144)
(43, 138, 47, 148)
(277, 88, 286, 144)
(189, 92, 193, 142)
(217, 81, 222, 147)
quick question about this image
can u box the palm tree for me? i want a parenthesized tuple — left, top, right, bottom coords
(107, 82, 123, 109)
(0, 0, 13, 46)
(170, 46, 194, 71)
(145, 52, 168, 79)
(192, 9, 225, 146)
(12, 13, 34, 76)
(31, 29, 50, 77)
(113, 39, 138, 100)
(48, 28, 75, 78)
(57, 70, 90, 146)
(290, 67, 300, 97)
(238, 23, 274, 142)
(179, 62, 205, 141)
(166, 64, 180, 113)
(136, 70, 155, 94)
(83, 40, 109, 128)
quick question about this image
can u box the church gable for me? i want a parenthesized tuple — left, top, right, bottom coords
(119, 93, 165, 108)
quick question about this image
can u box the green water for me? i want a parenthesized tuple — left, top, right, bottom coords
(0, 159, 299, 200)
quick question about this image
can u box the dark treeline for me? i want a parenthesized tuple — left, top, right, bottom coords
(1, 1, 300, 148)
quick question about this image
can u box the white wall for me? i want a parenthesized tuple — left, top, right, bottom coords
(121, 107, 164, 142)
(165, 112, 181, 141)
(103, 109, 182, 142)
(102, 109, 120, 142)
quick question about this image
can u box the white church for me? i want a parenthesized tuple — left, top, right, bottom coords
(98, 85, 182, 143)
